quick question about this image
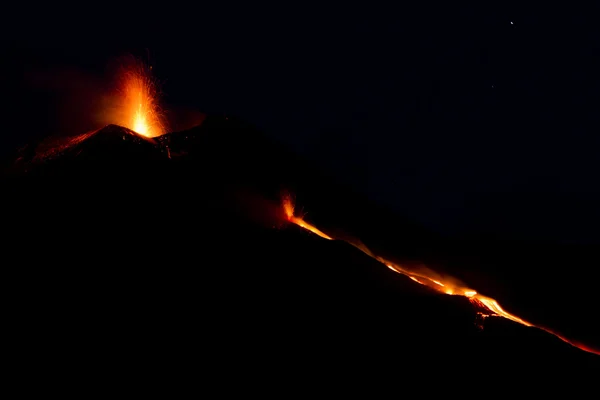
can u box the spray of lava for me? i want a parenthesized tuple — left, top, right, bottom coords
(114, 57, 166, 138)
(282, 193, 332, 240)
(281, 193, 599, 356)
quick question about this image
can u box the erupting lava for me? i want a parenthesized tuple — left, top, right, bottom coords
(282, 194, 332, 240)
(117, 57, 165, 138)
(281, 193, 599, 356)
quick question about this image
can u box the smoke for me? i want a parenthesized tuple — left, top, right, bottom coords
(22, 66, 109, 138)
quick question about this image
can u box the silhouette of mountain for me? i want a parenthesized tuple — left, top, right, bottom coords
(3, 117, 598, 386)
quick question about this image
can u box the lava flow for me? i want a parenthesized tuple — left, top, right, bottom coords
(280, 194, 599, 356)
(116, 57, 165, 138)
(282, 194, 332, 240)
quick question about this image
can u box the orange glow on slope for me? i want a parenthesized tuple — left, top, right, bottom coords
(374, 261, 598, 356)
(117, 58, 165, 138)
(471, 296, 532, 326)
(279, 193, 599, 356)
(282, 194, 332, 240)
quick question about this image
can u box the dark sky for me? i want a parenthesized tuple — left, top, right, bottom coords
(3, 4, 600, 242)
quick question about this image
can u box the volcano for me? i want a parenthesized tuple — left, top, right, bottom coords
(3, 117, 598, 386)
(10, 124, 166, 173)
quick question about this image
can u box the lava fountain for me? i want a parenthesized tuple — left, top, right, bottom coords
(115, 57, 166, 138)
(280, 193, 599, 356)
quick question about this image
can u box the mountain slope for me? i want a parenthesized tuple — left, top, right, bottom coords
(3, 117, 598, 384)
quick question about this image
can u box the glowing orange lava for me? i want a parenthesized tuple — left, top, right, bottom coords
(282, 194, 332, 240)
(378, 261, 598, 356)
(280, 193, 599, 356)
(117, 57, 165, 138)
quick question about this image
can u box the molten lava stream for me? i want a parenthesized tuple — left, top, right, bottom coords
(383, 260, 600, 355)
(288, 215, 333, 240)
(282, 194, 332, 240)
(280, 194, 599, 356)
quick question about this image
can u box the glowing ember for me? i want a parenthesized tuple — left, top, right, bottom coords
(116, 57, 165, 138)
(279, 193, 600, 356)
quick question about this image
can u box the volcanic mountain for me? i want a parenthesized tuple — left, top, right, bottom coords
(3, 117, 598, 386)
(10, 124, 166, 174)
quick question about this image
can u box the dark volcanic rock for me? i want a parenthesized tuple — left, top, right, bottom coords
(157, 116, 600, 355)
(3, 116, 598, 385)
(9, 124, 168, 176)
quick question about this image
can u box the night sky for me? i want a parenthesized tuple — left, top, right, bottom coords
(3, 4, 600, 243)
